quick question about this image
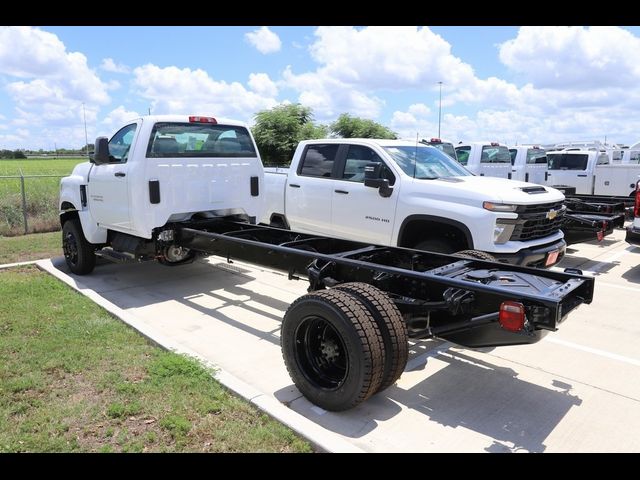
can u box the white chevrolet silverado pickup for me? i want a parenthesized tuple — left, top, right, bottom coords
(59, 115, 264, 274)
(263, 138, 567, 268)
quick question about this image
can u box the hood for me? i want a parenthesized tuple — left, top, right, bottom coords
(409, 175, 564, 207)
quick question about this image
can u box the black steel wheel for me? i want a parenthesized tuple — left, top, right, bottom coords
(281, 289, 385, 411)
(334, 282, 408, 393)
(62, 218, 96, 275)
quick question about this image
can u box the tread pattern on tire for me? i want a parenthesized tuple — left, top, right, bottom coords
(282, 289, 386, 410)
(454, 249, 497, 262)
(334, 282, 409, 392)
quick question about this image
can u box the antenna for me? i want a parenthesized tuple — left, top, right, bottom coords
(413, 132, 418, 179)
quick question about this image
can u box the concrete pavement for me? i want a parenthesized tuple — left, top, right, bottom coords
(36, 226, 640, 452)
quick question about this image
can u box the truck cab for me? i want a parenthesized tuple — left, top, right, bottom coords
(545, 149, 609, 193)
(508, 145, 548, 184)
(455, 141, 512, 179)
(420, 137, 457, 161)
(59, 115, 264, 274)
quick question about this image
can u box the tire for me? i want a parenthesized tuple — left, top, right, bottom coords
(281, 289, 385, 411)
(414, 239, 454, 254)
(62, 218, 96, 275)
(334, 283, 408, 393)
(454, 249, 497, 262)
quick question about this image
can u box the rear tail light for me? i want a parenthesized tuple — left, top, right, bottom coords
(189, 116, 217, 124)
(499, 301, 526, 332)
(634, 180, 640, 218)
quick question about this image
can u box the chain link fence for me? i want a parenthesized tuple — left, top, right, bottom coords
(0, 170, 65, 236)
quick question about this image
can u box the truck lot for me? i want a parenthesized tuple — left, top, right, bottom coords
(42, 225, 640, 452)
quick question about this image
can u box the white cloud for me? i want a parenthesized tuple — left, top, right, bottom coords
(499, 26, 640, 89)
(100, 106, 140, 133)
(133, 64, 278, 122)
(245, 27, 282, 54)
(100, 57, 130, 74)
(248, 73, 278, 97)
(0, 26, 111, 149)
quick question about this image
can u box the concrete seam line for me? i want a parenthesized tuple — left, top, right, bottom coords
(0, 260, 39, 270)
(35, 259, 364, 454)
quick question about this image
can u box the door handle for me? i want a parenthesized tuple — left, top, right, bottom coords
(577, 174, 587, 177)
(289, 184, 300, 188)
(114, 172, 126, 177)
(334, 189, 349, 194)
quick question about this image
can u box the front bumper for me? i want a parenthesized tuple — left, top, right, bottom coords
(626, 224, 640, 246)
(492, 238, 567, 268)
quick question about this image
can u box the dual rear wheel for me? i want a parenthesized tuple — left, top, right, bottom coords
(281, 283, 408, 411)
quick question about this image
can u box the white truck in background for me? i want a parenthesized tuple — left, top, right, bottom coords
(545, 149, 640, 198)
(263, 138, 568, 268)
(420, 137, 458, 161)
(508, 146, 548, 184)
(454, 141, 512, 179)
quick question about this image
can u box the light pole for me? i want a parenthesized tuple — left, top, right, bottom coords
(82, 102, 89, 158)
(437, 81, 443, 138)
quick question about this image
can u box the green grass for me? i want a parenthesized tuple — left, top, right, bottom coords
(0, 158, 85, 236)
(0, 231, 61, 264)
(0, 266, 312, 453)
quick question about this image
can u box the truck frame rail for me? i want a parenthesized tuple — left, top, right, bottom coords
(174, 219, 594, 349)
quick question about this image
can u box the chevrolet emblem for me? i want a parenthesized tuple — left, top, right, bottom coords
(546, 209, 558, 220)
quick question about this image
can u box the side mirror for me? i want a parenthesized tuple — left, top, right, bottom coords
(91, 136, 110, 165)
(363, 162, 393, 198)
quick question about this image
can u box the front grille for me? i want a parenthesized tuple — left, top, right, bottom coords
(510, 202, 565, 241)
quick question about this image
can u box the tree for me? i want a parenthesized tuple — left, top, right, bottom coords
(252, 104, 328, 166)
(330, 113, 397, 139)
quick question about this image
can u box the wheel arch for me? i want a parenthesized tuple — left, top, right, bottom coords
(398, 214, 474, 250)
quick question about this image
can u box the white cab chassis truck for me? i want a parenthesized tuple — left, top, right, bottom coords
(454, 141, 512, 179)
(264, 139, 567, 268)
(59, 117, 594, 411)
(508, 146, 548, 184)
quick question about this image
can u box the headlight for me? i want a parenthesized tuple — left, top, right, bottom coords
(494, 220, 516, 244)
(483, 201, 518, 212)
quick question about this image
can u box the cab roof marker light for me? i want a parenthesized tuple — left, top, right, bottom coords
(189, 116, 217, 124)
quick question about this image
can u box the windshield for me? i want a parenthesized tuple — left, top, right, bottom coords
(547, 153, 588, 170)
(383, 145, 472, 179)
(526, 149, 548, 165)
(481, 145, 511, 163)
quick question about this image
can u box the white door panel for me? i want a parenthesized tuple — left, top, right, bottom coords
(286, 178, 334, 234)
(88, 164, 131, 230)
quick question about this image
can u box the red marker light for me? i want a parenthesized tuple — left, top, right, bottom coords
(491, 142, 499, 146)
(189, 116, 217, 124)
(499, 301, 525, 332)
(430, 138, 442, 143)
(634, 180, 640, 218)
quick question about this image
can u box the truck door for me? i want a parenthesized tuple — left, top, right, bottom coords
(286, 143, 341, 235)
(546, 152, 591, 194)
(87, 123, 137, 231)
(331, 145, 398, 245)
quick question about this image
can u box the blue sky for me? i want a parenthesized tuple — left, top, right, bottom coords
(2, 26, 640, 150)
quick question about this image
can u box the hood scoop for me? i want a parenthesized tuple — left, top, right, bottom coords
(519, 186, 547, 194)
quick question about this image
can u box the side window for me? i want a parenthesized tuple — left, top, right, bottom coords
(340, 145, 383, 182)
(596, 153, 609, 165)
(455, 146, 470, 165)
(509, 149, 517, 165)
(109, 123, 137, 163)
(299, 144, 339, 178)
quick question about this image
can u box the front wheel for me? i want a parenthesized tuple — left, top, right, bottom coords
(62, 218, 96, 275)
(454, 249, 497, 262)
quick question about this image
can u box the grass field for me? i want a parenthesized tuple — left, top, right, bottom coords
(0, 266, 312, 453)
(0, 158, 85, 237)
(0, 231, 61, 264)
